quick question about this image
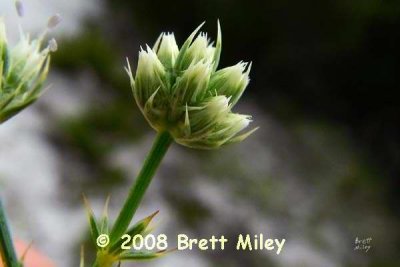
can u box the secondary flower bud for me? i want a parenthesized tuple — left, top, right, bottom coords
(127, 22, 257, 149)
(0, 18, 55, 123)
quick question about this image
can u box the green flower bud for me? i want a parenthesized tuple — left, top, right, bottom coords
(127, 22, 257, 149)
(0, 17, 56, 123)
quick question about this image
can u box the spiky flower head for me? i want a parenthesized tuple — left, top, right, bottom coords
(127, 22, 257, 149)
(0, 11, 60, 123)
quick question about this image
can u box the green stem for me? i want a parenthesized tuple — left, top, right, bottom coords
(109, 131, 172, 244)
(0, 198, 19, 267)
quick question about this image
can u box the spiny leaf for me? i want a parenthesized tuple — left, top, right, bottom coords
(82, 194, 100, 245)
(100, 195, 111, 234)
(109, 211, 159, 254)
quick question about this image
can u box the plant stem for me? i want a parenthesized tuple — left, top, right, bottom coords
(0, 198, 19, 267)
(109, 131, 172, 244)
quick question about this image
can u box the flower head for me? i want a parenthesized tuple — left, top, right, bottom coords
(127, 22, 257, 149)
(0, 10, 59, 123)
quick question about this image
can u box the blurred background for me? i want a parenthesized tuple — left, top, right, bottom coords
(0, 0, 399, 266)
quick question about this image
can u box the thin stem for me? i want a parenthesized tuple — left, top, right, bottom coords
(0, 198, 19, 267)
(109, 131, 172, 244)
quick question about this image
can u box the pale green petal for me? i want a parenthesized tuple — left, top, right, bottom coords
(177, 32, 216, 72)
(176, 112, 253, 149)
(209, 61, 251, 106)
(134, 46, 168, 107)
(172, 61, 211, 105)
(175, 22, 205, 71)
(187, 95, 230, 134)
(156, 33, 179, 69)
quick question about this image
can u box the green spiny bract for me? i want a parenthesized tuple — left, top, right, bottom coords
(83, 196, 166, 266)
(127, 22, 257, 149)
(0, 17, 52, 123)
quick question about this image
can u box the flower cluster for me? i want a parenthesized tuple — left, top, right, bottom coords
(127, 22, 257, 149)
(0, 13, 59, 123)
